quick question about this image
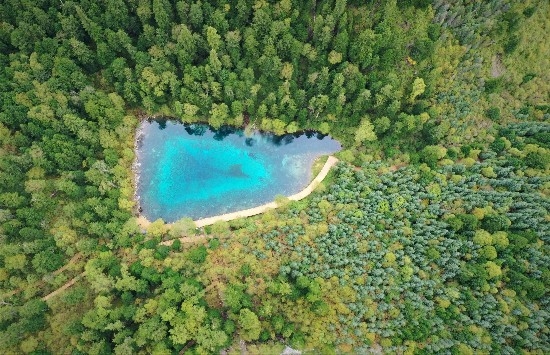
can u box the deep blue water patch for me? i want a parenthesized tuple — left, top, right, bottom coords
(136, 120, 341, 222)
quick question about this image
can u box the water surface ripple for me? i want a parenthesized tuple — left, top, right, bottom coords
(136, 120, 341, 222)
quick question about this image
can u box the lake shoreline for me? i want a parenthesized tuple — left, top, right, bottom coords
(133, 119, 341, 224)
(136, 156, 339, 230)
(134, 114, 335, 141)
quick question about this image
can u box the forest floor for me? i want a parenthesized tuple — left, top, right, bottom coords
(160, 234, 210, 246)
(491, 54, 505, 77)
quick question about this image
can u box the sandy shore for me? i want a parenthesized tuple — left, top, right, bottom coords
(137, 156, 339, 229)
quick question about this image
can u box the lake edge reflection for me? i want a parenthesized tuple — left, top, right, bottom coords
(135, 120, 342, 222)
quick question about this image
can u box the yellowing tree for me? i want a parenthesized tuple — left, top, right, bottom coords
(328, 51, 342, 64)
(409, 77, 426, 102)
(355, 118, 377, 144)
(473, 230, 493, 246)
(486, 261, 502, 279)
(280, 62, 293, 80)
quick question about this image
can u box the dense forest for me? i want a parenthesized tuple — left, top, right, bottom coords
(0, 0, 548, 353)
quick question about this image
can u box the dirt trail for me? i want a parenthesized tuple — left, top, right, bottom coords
(42, 272, 84, 301)
(491, 54, 505, 78)
(0, 253, 82, 301)
(53, 253, 82, 275)
(160, 234, 210, 246)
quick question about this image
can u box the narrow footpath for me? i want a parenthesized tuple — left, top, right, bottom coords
(0, 253, 83, 301)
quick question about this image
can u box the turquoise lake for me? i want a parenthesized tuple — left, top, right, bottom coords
(136, 120, 341, 222)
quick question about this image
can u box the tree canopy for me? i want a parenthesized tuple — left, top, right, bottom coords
(0, 0, 549, 353)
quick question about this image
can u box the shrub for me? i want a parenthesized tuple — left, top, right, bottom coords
(504, 35, 520, 54)
(525, 151, 550, 169)
(485, 107, 501, 121)
(420, 145, 447, 167)
(485, 78, 502, 94)
(490, 137, 506, 153)
(458, 214, 478, 231)
(188, 245, 208, 264)
(482, 214, 511, 233)
(447, 217, 463, 231)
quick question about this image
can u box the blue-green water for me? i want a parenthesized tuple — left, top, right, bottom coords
(136, 121, 341, 222)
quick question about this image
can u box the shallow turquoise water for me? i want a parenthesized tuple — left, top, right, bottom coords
(136, 121, 341, 222)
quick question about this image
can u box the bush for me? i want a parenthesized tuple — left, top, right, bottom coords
(171, 239, 181, 250)
(525, 151, 550, 169)
(447, 147, 459, 159)
(482, 214, 511, 233)
(504, 35, 520, 54)
(522, 73, 536, 84)
(516, 230, 538, 243)
(485, 107, 501, 121)
(481, 246, 498, 260)
(490, 137, 506, 153)
(338, 149, 356, 163)
(460, 144, 472, 157)
(447, 217, 463, 231)
(458, 214, 478, 231)
(485, 78, 502, 94)
(523, 6, 536, 18)
(532, 132, 550, 147)
(384, 146, 399, 159)
(525, 280, 545, 300)
(188, 245, 208, 263)
(154, 245, 171, 260)
(420, 145, 447, 167)
(208, 238, 220, 249)
(411, 38, 434, 61)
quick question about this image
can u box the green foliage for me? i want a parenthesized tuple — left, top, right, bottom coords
(485, 107, 501, 121)
(458, 214, 479, 231)
(354, 118, 377, 144)
(187, 245, 207, 264)
(484, 78, 503, 94)
(268, 139, 549, 351)
(525, 151, 550, 169)
(238, 309, 261, 342)
(0, 0, 548, 353)
(481, 214, 511, 233)
(504, 35, 520, 54)
(223, 284, 252, 313)
(490, 137, 506, 153)
(420, 145, 447, 167)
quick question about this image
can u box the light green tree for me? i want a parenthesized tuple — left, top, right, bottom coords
(409, 77, 426, 102)
(485, 261, 502, 279)
(355, 118, 377, 144)
(169, 217, 196, 239)
(328, 51, 343, 64)
(147, 219, 166, 238)
(238, 308, 261, 341)
(209, 103, 229, 129)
